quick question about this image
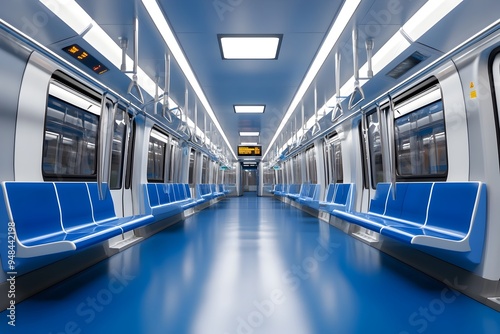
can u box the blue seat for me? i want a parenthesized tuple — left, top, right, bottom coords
(4, 182, 69, 253)
(332, 182, 487, 266)
(287, 184, 302, 200)
(86, 183, 154, 231)
(145, 183, 182, 221)
(185, 184, 205, 205)
(0, 182, 154, 265)
(174, 183, 198, 209)
(297, 184, 321, 208)
(196, 183, 214, 200)
(218, 184, 229, 195)
(56, 183, 123, 243)
(319, 183, 356, 214)
(380, 183, 485, 250)
(332, 183, 429, 233)
(318, 184, 336, 207)
(211, 184, 224, 197)
(276, 184, 291, 197)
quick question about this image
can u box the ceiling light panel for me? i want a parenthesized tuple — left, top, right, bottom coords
(234, 105, 266, 114)
(219, 35, 282, 60)
(240, 132, 260, 137)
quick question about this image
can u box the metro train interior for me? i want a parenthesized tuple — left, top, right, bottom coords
(1, 0, 500, 333)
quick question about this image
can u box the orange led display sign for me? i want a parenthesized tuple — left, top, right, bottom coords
(63, 44, 109, 75)
(238, 146, 262, 156)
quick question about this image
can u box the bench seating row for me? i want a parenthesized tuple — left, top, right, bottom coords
(1, 181, 228, 271)
(273, 183, 355, 212)
(318, 183, 356, 212)
(274, 183, 322, 209)
(274, 181, 486, 268)
(0, 182, 154, 271)
(196, 183, 227, 200)
(331, 182, 487, 266)
(145, 183, 201, 221)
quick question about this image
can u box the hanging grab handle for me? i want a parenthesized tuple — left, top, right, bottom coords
(97, 93, 115, 200)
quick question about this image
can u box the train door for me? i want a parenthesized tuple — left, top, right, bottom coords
(493, 53, 500, 139)
(109, 107, 134, 217)
(242, 168, 257, 192)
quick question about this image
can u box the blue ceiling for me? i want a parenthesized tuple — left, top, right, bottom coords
(2, 0, 500, 162)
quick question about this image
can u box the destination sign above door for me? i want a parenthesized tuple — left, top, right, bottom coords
(238, 146, 262, 156)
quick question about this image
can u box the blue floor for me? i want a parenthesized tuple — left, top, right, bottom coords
(2, 193, 500, 333)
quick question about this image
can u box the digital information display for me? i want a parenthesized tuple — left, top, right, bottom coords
(63, 44, 109, 75)
(238, 146, 262, 156)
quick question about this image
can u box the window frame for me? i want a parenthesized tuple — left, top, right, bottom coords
(392, 80, 448, 181)
(147, 128, 168, 183)
(42, 78, 101, 181)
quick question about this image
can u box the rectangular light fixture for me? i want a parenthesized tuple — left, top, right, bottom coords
(240, 132, 260, 137)
(262, 0, 361, 159)
(234, 105, 266, 114)
(218, 35, 282, 60)
(41, 0, 224, 158)
(402, 0, 464, 42)
(240, 142, 258, 145)
(142, 0, 237, 160)
(264, 0, 464, 160)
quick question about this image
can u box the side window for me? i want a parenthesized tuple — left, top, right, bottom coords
(212, 161, 218, 184)
(217, 164, 224, 184)
(394, 84, 447, 179)
(168, 138, 180, 183)
(225, 167, 236, 184)
(292, 154, 302, 184)
(188, 148, 196, 185)
(367, 110, 384, 188)
(125, 120, 135, 190)
(110, 108, 127, 189)
(324, 133, 343, 184)
(285, 159, 293, 184)
(147, 129, 168, 182)
(263, 168, 274, 184)
(43, 81, 100, 180)
(305, 146, 317, 183)
(276, 167, 283, 184)
(201, 155, 208, 183)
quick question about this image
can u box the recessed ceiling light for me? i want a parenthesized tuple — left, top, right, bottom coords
(218, 35, 282, 60)
(240, 132, 260, 137)
(234, 105, 266, 114)
(240, 142, 258, 145)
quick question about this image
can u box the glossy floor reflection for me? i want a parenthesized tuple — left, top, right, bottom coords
(2, 192, 500, 333)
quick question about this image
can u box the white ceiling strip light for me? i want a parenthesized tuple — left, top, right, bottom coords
(262, 0, 362, 159)
(220, 36, 281, 59)
(39, 0, 223, 156)
(270, 0, 464, 159)
(142, 0, 237, 159)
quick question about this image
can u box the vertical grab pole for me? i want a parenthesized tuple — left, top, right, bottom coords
(332, 51, 343, 122)
(193, 98, 200, 143)
(361, 109, 372, 202)
(312, 84, 320, 135)
(163, 53, 173, 122)
(387, 95, 397, 199)
(98, 94, 116, 200)
(376, 104, 389, 188)
(126, 17, 144, 104)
